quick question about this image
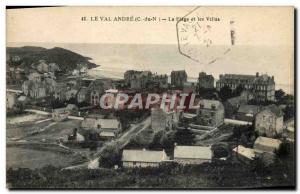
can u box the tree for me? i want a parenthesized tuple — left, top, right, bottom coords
(232, 126, 242, 139)
(99, 143, 121, 168)
(148, 130, 164, 149)
(240, 134, 248, 146)
(233, 84, 244, 97)
(283, 105, 295, 121)
(219, 85, 233, 101)
(174, 128, 195, 145)
(275, 89, 285, 102)
(160, 130, 176, 149)
(127, 134, 148, 149)
(275, 141, 290, 158)
(252, 157, 269, 175)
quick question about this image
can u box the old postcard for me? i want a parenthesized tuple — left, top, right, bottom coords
(6, 6, 295, 189)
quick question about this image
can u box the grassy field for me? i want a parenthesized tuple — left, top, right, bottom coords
(7, 147, 84, 169)
(7, 158, 295, 189)
(7, 113, 48, 125)
(7, 117, 82, 142)
(7, 114, 87, 169)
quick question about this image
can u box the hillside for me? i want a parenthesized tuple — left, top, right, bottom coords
(6, 46, 99, 73)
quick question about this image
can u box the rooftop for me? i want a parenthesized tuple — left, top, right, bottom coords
(199, 99, 223, 110)
(99, 131, 116, 137)
(122, 149, 167, 163)
(254, 136, 282, 154)
(259, 104, 283, 117)
(99, 119, 120, 129)
(218, 73, 274, 84)
(238, 105, 260, 114)
(105, 89, 118, 93)
(226, 96, 247, 106)
(232, 145, 255, 160)
(182, 112, 197, 119)
(81, 118, 120, 129)
(17, 96, 28, 101)
(174, 145, 212, 160)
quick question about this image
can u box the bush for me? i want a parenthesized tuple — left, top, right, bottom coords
(99, 143, 122, 168)
(276, 142, 290, 158)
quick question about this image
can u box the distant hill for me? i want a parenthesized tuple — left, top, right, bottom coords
(6, 46, 99, 73)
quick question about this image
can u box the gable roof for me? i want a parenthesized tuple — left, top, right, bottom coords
(122, 149, 166, 163)
(66, 89, 78, 94)
(226, 96, 247, 107)
(259, 104, 283, 117)
(232, 145, 255, 160)
(81, 118, 98, 129)
(105, 89, 118, 93)
(199, 99, 223, 110)
(66, 104, 78, 110)
(254, 136, 282, 153)
(238, 105, 260, 114)
(78, 87, 88, 94)
(99, 119, 120, 129)
(81, 118, 119, 129)
(182, 112, 197, 119)
(174, 146, 212, 160)
(18, 96, 28, 101)
(99, 131, 116, 137)
(171, 70, 187, 75)
(53, 107, 67, 113)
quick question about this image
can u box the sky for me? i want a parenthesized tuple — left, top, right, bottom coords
(6, 6, 294, 46)
(6, 7, 295, 93)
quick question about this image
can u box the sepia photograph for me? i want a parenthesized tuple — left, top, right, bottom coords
(5, 6, 295, 189)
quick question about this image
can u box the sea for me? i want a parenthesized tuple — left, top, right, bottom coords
(7, 42, 294, 94)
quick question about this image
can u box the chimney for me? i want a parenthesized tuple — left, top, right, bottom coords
(73, 128, 78, 137)
(256, 72, 259, 77)
(272, 76, 274, 81)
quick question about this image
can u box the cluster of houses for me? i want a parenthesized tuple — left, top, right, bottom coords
(121, 141, 282, 168)
(120, 131, 285, 168)
(71, 63, 88, 77)
(7, 59, 95, 106)
(216, 73, 276, 102)
(6, 63, 293, 168)
(60, 116, 122, 144)
(147, 96, 288, 163)
(81, 116, 121, 140)
(121, 144, 213, 168)
(6, 89, 28, 111)
(124, 70, 168, 90)
(233, 136, 282, 166)
(150, 96, 285, 138)
(18, 70, 115, 106)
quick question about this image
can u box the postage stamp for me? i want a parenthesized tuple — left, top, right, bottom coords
(176, 7, 235, 65)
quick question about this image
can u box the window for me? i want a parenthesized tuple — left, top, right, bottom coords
(269, 117, 273, 123)
(211, 112, 215, 116)
(211, 104, 216, 110)
(200, 104, 204, 108)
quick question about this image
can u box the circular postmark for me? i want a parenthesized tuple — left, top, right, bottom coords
(176, 7, 235, 65)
